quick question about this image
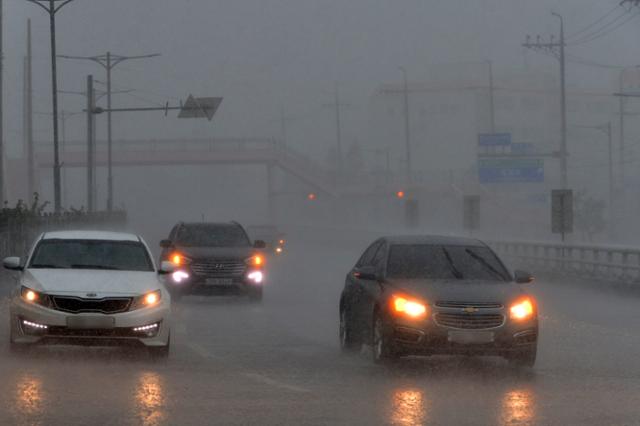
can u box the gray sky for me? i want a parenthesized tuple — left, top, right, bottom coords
(4, 0, 639, 159)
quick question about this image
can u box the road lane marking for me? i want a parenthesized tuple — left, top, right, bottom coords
(241, 372, 311, 394)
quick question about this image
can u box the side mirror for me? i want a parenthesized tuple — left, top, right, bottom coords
(158, 261, 176, 275)
(159, 239, 173, 249)
(354, 266, 379, 281)
(514, 270, 534, 284)
(254, 240, 267, 249)
(3, 257, 23, 271)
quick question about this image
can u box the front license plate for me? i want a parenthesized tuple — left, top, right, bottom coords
(66, 316, 115, 329)
(448, 331, 494, 345)
(205, 278, 234, 286)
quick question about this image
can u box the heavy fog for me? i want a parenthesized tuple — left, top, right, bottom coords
(2, 1, 640, 425)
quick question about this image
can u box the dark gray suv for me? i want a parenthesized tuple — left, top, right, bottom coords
(160, 222, 266, 302)
(339, 235, 538, 366)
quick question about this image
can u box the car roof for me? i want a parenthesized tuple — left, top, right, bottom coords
(179, 222, 239, 228)
(383, 234, 486, 247)
(42, 230, 140, 242)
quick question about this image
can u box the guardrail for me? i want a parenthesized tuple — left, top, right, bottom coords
(490, 240, 640, 282)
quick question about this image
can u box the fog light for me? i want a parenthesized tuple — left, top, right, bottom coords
(22, 319, 48, 330)
(172, 270, 189, 283)
(133, 323, 159, 332)
(247, 270, 264, 284)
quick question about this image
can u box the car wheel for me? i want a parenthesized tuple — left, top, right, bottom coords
(148, 335, 170, 359)
(372, 313, 398, 364)
(248, 287, 263, 303)
(506, 344, 537, 368)
(339, 309, 362, 353)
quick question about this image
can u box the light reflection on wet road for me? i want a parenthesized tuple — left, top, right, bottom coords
(0, 240, 639, 425)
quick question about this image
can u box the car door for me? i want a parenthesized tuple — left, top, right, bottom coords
(342, 241, 380, 330)
(359, 241, 388, 339)
(345, 240, 383, 333)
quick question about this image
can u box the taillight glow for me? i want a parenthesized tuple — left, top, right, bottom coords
(510, 298, 534, 320)
(392, 296, 427, 318)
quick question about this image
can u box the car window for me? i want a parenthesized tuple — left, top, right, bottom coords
(356, 241, 382, 268)
(386, 244, 509, 281)
(29, 239, 154, 272)
(175, 224, 251, 247)
(371, 242, 387, 268)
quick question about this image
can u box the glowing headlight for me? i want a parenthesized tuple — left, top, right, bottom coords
(247, 270, 264, 284)
(20, 286, 51, 308)
(172, 270, 189, 283)
(510, 298, 535, 320)
(131, 290, 162, 310)
(245, 255, 264, 267)
(392, 295, 428, 318)
(170, 253, 191, 266)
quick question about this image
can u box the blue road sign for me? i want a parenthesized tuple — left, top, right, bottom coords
(478, 133, 512, 147)
(478, 159, 544, 183)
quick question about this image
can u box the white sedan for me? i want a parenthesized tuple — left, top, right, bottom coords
(3, 230, 172, 357)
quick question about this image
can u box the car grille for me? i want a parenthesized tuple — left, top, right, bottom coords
(51, 296, 132, 314)
(434, 313, 505, 330)
(191, 260, 246, 277)
(435, 301, 503, 309)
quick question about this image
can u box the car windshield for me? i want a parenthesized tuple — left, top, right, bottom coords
(176, 225, 250, 247)
(29, 239, 153, 272)
(386, 244, 510, 281)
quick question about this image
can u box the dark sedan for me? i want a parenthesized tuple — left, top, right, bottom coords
(339, 235, 538, 366)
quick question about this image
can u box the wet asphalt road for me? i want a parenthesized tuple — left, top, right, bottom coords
(1, 240, 640, 425)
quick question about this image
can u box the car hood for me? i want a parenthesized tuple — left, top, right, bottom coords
(22, 269, 161, 297)
(384, 278, 526, 305)
(174, 246, 255, 260)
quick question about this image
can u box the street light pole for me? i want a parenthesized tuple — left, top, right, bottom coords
(58, 51, 160, 210)
(399, 66, 412, 182)
(0, 0, 4, 205)
(26, 0, 75, 212)
(552, 12, 568, 190)
(487, 60, 495, 133)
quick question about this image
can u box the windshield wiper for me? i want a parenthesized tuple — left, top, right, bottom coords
(70, 264, 121, 270)
(30, 264, 65, 269)
(464, 249, 507, 281)
(442, 248, 464, 279)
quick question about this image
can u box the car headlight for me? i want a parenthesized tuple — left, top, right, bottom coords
(245, 255, 264, 267)
(131, 290, 162, 310)
(247, 270, 264, 284)
(20, 286, 52, 308)
(391, 295, 428, 319)
(170, 253, 191, 266)
(510, 298, 535, 320)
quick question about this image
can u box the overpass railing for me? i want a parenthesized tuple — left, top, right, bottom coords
(490, 240, 640, 282)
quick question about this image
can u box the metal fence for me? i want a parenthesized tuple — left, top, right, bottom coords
(0, 211, 128, 260)
(490, 240, 640, 283)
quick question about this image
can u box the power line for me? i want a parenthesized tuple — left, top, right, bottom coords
(568, 9, 639, 45)
(566, 4, 625, 41)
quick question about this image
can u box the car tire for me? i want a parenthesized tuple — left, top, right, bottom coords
(506, 344, 537, 368)
(148, 335, 170, 359)
(247, 287, 263, 303)
(339, 308, 362, 353)
(372, 312, 398, 364)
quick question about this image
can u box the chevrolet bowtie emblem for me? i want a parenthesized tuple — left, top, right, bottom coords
(463, 306, 479, 314)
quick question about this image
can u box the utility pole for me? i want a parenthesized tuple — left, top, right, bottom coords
(399, 67, 412, 182)
(58, 52, 160, 211)
(86, 75, 95, 212)
(523, 12, 568, 190)
(487, 60, 495, 133)
(0, 0, 4, 205)
(26, 0, 76, 212)
(323, 83, 350, 177)
(26, 19, 35, 198)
